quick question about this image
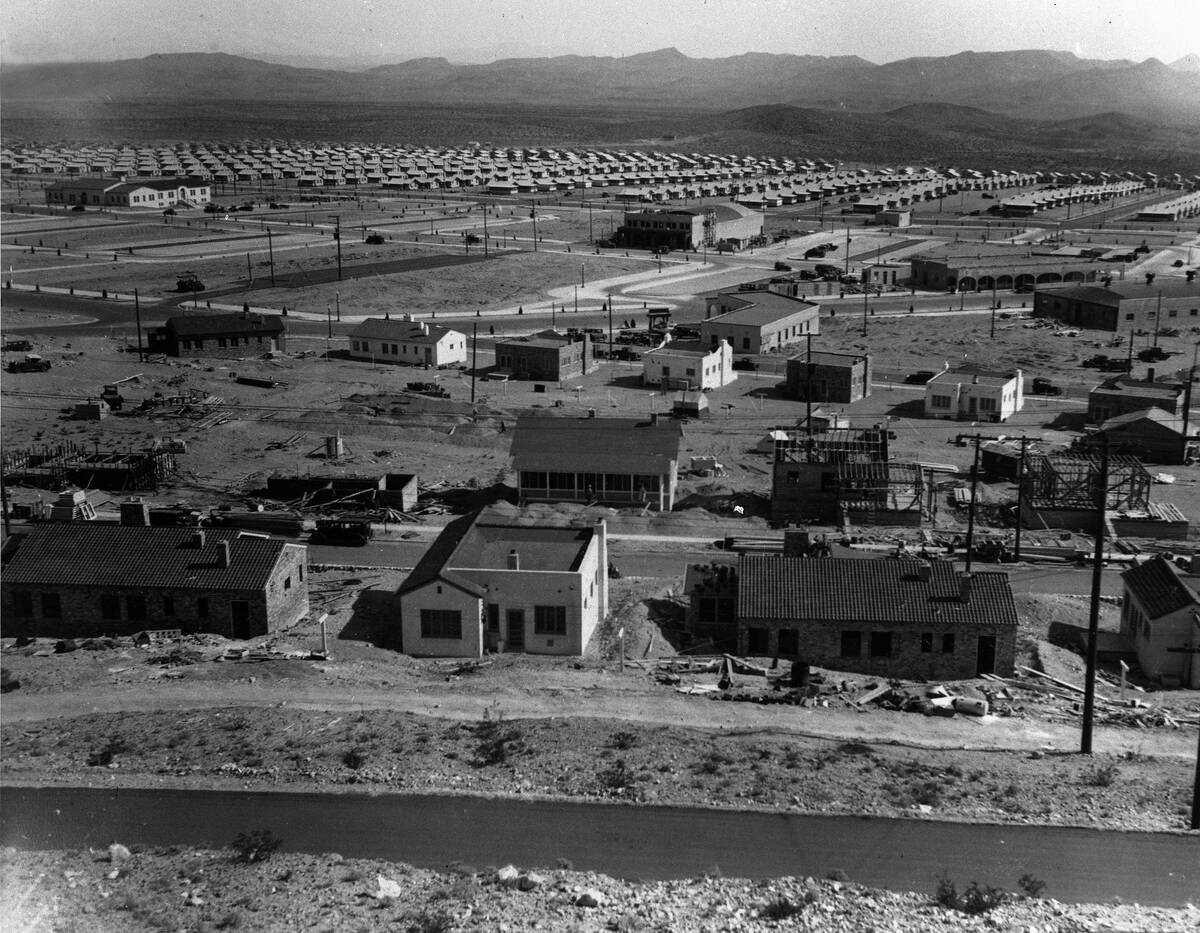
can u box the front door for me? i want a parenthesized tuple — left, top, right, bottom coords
(976, 635, 997, 676)
(506, 609, 525, 651)
(231, 601, 251, 640)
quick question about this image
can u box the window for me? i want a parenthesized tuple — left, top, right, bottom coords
(420, 608, 462, 639)
(163, 596, 175, 616)
(41, 592, 62, 618)
(486, 603, 500, 633)
(931, 395, 951, 409)
(12, 591, 34, 617)
(778, 628, 798, 657)
(198, 597, 210, 618)
(534, 605, 567, 636)
(1125, 313, 1135, 321)
(869, 631, 893, 658)
(520, 471, 548, 490)
(747, 627, 769, 655)
(127, 594, 146, 621)
(941, 633, 956, 654)
(840, 631, 861, 657)
(920, 632, 933, 653)
(284, 576, 292, 590)
(101, 594, 121, 620)
(218, 338, 227, 348)
(979, 397, 996, 412)
(742, 338, 750, 350)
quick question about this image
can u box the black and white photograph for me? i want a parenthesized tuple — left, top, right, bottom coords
(1, 0, 1199, 929)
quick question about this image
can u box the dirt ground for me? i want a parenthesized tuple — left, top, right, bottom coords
(6, 846, 1195, 933)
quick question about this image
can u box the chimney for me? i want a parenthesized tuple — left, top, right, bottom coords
(218, 540, 231, 568)
(917, 563, 932, 583)
(972, 373, 979, 384)
(190, 529, 206, 549)
(120, 497, 150, 526)
(507, 548, 520, 570)
(1147, 367, 1155, 382)
(650, 412, 660, 425)
(783, 527, 810, 557)
(587, 408, 596, 418)
(959, 573, 973, 603)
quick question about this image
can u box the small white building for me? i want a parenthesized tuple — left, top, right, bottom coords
(1121, 555, 1200, 688)
(397, 509, 609, 658)
(348, 315, 467, 368)
(641, 339, 735, 390)
(924, 365, 1023, 422)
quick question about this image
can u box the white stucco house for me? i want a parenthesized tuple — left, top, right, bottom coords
(924, 365, 1023, 422)
(641, 339, 735, 390)
(348, 315, 467, 368)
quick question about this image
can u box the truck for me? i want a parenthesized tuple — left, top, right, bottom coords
(6, 354, 50, 373)
(406, 381, 450, 398)
(309, 516, 374, 547)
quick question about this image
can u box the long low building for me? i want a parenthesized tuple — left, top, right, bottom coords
(700, 290, 820, 354)
(44, 175, 212, 209)
(1034, 281, 1200, 332)
(147, 311, 287, 357)
(615, 202, 764, 251)
(348, 315, 466, 368)
(511, 415, 683, 510)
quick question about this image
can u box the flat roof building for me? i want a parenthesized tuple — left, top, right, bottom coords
(494, 330, 594, 381)
(1035, 281, 1200, 332)
(701, 290, 819, 355)
(786, 350, 872, 403)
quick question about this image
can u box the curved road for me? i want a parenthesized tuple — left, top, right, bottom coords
(2, 786, 1196, 906)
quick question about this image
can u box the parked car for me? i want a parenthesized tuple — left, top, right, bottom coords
(1138, 346, 1171, 362)
(406, 381, 449, 398)
(6, 354, 50, 373)
(4, 339, 33, 352)
(732, 358, 758, 371)
(773, 261, 792, 271)
(309, 517, 374, 547)
(1031, 378, 1062, 396)
(904, 370, 936, 385)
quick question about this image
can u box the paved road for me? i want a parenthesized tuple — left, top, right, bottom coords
(2, 786, 1196, 905)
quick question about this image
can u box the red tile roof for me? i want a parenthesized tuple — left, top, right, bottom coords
(737, 556, 1017, 627)
(1122, 555, 1199, 620)
(1, 524, 296, 592)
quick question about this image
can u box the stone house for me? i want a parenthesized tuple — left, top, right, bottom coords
(147, 311, 286, 358)
(786, 350, 872, 403)
(735, 555, 1017, 678)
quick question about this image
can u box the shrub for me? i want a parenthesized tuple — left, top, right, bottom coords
(343, 748, 368, 770)
(598, 758, 638, 792)
(231, 829, 282, 864)
(935, 875, 1005, 914)
(1083, 763, 1120, 787)
(86, 737, 129, 767)
(759, 896, 803, 920)
(472, 715, 521, 767)
(1018, 873, 1046, 898)
(405, 908, 454, 933)
(609, 730, 639, 750)
(215, 910, 243, 929)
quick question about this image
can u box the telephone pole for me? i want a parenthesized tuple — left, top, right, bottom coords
(1081, 439, 1109, 755)
(471, 322, 478, 405)
(964, 435, 982, 573)
(334, 215, 343, 281)
(1014, 437, 1028, 562)
(134, 288, 144, 362)
(805, 333, 814, 436)
(267, 228, 276, 287)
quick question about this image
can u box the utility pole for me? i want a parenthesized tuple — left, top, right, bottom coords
(1153, 290, 1163, 347)
(483, 205, 489, 258)
(1081, 439, 1109, 755)
(267, 228, 276, 287)
(588, 201, 593, 243)
(1014, 437, 1028, 562)
(844, 225, 850, 276)
(805, 333, 814, 436)
(471, 322, 477, 405)
(531, 202, 538, 252)
(1191, 724, 1200, 830)
(607, 299, 613, 366)
(335, 292, 341, 322)
(133, 288, 144, 363)
(246, 252, 252, 285)
(862, 291, 869, 337)
(333, 215, 343, 281)
(964, 435, 982, 573)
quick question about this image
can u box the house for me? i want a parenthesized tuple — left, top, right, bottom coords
(1035, 281, 1200, 332)
(700, 291, 820, 355)
(348, 315, 466, 369)
(1120, 556, 1200, 688)
(1084, 408, 1197, 464)
(924, 366, 1023, 422)
(786, 351, 872, 403)
(1087, 372, 1185, 423)
(615, 202, 764, 251)
(494, 330, 594, 381)
(147, 311, 286, 358)
(1, 515, 308, 640)
(641, 339, 734, 390)
(735, 554, 1018, 678)
(397, 509, 608, 658)
(510, 415, 683, 510)
(771, 425, 927, 527)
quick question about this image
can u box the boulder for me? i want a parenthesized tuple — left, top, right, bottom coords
(496, 864, 520, 887)
(576, 888, 604, 908)
(107, 843, 131, 863)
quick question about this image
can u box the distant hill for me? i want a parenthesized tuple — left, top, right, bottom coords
(4, 48, 1199, 125)
(1169, 53, 1200, 72)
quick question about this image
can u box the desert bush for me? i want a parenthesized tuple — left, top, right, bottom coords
(231, 829, 282, 864)
(342, 747, 368, 770)
(759, 896, 804, 920)
(1018, 873, 1046, 898)
(405, 910, 453, 933)
(935, 874, 1005, 914)
(609, 730, 639, 750)
(597, 758, 638, 792)
(472, 715, 521, 767)
(86, 737, 129, 767)
(1083, 763, 1120, 787)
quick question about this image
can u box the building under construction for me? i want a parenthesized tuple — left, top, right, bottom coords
(1, 441, 177, 492)
(771, 425, 931, 527)
(1021, 453, 1188, 538)
(263, 473, 419, 512)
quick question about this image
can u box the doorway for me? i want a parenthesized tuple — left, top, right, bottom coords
(231, 601, 251, 640)
(506, 609, 525, 651)
(976, 635, 997, 676)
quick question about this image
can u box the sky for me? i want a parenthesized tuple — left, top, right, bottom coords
(2, 0, 1197, 68)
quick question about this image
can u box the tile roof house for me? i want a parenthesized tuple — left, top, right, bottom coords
(348, 315, 467, 369)
(1120, 556, 1200, 688)
(147, 311, 286, 358)
(2, 522, 308, 639)
(397, 509, 608, 658)
(1085, 407, 1196, 464)
(510, 415, 684, 510)
(1087, 373, 1185, 423)
(735, 555, 1017, 678)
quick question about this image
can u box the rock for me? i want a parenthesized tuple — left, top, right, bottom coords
(496, 864, 520, 886)
(375, 875, 403, 899)
(576, 888, 604, 908)
(518, 872, 546, 891)
(327, 853, 344, 864)
(107, 843, 131, 863)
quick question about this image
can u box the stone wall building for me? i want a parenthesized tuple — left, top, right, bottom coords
(147, 311, 286, 358)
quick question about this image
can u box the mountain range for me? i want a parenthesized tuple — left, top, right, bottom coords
(4, 48, 1199, 125)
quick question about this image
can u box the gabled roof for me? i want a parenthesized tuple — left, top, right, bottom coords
(737, 556, 1017, 627)
(704, 291, 820, 328)
(350, 317, 459, 344)
(1, 524, 294, 592)
(164, 312, 284, 337)
(1123, 555, 1199, 620)
(510, 416, 683, 474)
(1040, 281, 1200, 304)
(1098, 407, 1185, 434)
